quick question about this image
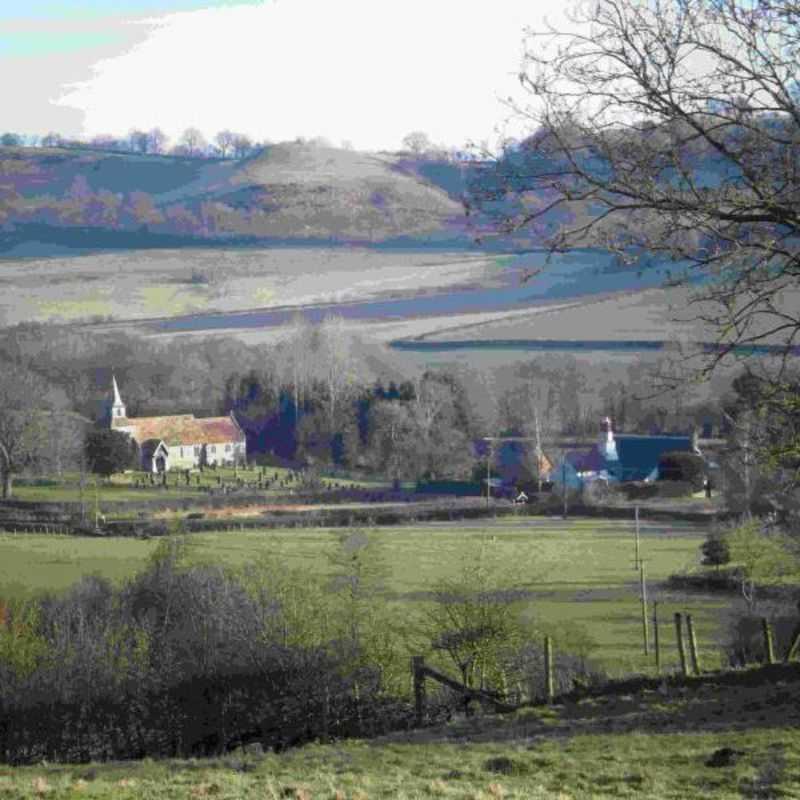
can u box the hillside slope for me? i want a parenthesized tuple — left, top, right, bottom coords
(0, 143, 469, 248)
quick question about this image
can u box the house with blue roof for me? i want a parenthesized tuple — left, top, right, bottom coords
(552, 418, 702, 489)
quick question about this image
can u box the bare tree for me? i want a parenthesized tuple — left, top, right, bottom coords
(128, 129, 150, 154)
(179, 127, 208, 158)
(232, 134, 254, 159)
(148, 127, 169, 155)
(214, 130, 236, 158)
(0, 361, 67, 498)
(401, 131, 433, 156)
(474, 0, 800, 377)
(317, 314, 359, 430)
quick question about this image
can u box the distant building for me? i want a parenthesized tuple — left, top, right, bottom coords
(553, 417, 701, 489)
(106, 375, 246, 472)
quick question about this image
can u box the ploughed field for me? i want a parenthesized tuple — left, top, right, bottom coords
(0, 518, 727, 676)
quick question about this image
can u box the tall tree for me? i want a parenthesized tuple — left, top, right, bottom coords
(474, 0, 800, 376)
(85, 428, 137, 478)
(179, 127, 207, 158)
(128, 129, 150, 154)
(0, 362, 66, 498)
(401, 131, 433, 155)
(148, 127, 169, 155)
(214, 130, 236, 158)
(232, 134, 254, 159)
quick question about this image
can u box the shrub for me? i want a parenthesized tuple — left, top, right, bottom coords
(0, 535, 412, 763)
(657, 451, 706, 488)
(701, 531, 731, 572)
(620, 481, 659, 500)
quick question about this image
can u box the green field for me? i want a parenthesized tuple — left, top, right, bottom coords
(0, 518, 730, 676)
(1, 517, 794, 798)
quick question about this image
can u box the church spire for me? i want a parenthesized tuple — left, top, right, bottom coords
(110, 373, 126, 423)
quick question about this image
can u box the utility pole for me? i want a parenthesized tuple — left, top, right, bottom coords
(79, 455, 86, 524)
(485, 441, 492, 509)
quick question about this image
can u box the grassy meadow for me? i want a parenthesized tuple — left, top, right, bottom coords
(2, 518, 796, 798)
(0, 518, 731, 676)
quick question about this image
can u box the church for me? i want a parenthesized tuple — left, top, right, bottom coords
(107, 376, 246, 472)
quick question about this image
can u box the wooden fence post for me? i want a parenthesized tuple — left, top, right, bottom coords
(640, 562, 649, 656)
(411, 656, 425, 726)
(674, 613, 689, 676)
(634, 505, 640, 570)
(686, 614, 701, 675)
(762, 618, 775, 665)
(785, 625, 800, 663)
(653, 600, 660, 673)
(544, 636, 555, 704)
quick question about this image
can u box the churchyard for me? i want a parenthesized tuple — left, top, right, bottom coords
(9, 465, 388, 506)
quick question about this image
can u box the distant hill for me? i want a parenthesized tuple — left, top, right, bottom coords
(0, 143, 478, 250)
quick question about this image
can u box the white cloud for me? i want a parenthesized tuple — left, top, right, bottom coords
(56, 0, 570, 151)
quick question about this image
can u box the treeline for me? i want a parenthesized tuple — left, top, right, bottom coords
(0, 171, 269, 242)
(0, 317, 736, 486)
(0, 128, 261, 160)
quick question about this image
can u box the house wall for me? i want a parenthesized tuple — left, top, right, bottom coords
(165, 440, 247, 470)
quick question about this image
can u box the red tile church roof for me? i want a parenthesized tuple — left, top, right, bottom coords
(115, 414, 243, 446)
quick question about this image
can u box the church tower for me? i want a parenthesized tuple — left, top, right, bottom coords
(600, 416, 619, 463)
(109, 374, 127, 425)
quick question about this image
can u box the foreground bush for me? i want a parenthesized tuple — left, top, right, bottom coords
(0, 537, 408, 764)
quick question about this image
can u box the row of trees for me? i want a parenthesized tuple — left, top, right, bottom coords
(0, 128, 261, 160)
(1, 306, 796, 506)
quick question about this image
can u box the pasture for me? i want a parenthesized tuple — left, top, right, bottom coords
(0, 517, 730, 676)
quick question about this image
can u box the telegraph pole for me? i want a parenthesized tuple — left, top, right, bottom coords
(485, 440, 492, 509)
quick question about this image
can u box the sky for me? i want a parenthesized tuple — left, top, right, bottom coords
(1, 0, 570, 152)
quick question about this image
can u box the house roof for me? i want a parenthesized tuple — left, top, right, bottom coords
(559, 434, 697, 481)
(116, 414, 244, 446)
(614, 435, 695, 481)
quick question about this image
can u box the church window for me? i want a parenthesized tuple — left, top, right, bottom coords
(210, 445, 216, 453)
(194, 446, 200, 456)
(225, 443, 231, 452)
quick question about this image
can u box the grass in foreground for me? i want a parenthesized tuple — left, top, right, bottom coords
(1, 711, 797, 798)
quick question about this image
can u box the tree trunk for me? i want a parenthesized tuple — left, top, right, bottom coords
(1, 471, 11, 500)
